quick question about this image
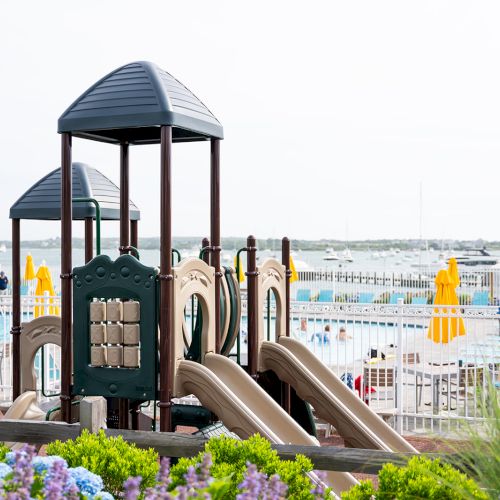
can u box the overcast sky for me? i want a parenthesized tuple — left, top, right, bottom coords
(1, 1, 499, 242)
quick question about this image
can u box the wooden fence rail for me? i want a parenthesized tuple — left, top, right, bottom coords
(0, 419, 452, 475)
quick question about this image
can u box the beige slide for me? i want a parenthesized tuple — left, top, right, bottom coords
(260, 337, 416, 453)
(177, 354, 358, 497)
(3, 391, 47, 449)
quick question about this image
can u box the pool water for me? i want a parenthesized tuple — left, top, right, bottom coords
(238, 316, 424, 366)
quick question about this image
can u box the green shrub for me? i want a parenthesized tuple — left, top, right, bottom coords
(170, 434, 329, 499)
(46, 429, 158, 495)
(0, 444, 9, 462)
(450, 379, 500, 498)
(342, 456, 488, 500)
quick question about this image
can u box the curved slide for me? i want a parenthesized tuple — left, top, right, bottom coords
(3, 391, 47, 449)
(260, 337, 416, 453)
(177, 354, 358, 497)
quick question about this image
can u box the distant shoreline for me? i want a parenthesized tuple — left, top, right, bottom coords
(0, 237, 497, 252)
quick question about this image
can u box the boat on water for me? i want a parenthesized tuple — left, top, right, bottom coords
(0, 244, 6, 253)
(323, 249, 340, 261)
(341, 248, 353, 262)
(450, 248, 498, 267)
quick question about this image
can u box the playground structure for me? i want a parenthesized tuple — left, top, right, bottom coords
(9, 163, 140, 401)
(8, 61, 420, 496)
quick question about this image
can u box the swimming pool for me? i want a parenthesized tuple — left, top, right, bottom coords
(238, 316, 424, 366)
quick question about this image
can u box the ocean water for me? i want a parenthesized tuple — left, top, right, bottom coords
(0, 246, 485, 293)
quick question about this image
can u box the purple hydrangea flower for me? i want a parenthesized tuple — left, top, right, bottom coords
(10, 444, 36, 496)
(310, 470, 327, 497)
(43, 459, 70, 500)
(237, 463, 265, 499)
(123, 476, 142, 500)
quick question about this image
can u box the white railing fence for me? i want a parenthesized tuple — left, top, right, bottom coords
(293, 267, 500, 306)
(266, 300, 499, 435)
(0, 294, 498, 436)
(0, 294, 61, 402)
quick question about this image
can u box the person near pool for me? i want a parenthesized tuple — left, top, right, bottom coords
(311, 324, 330, 343)
(337, 326, 352, 341)
(0, 271, 8, 295)
(293, 318, 308, 340)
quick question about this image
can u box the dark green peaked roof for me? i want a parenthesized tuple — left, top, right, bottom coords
(58, 61, 223, 144)
(10, 163, 140, 221)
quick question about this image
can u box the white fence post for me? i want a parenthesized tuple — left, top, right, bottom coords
(396, 298, 404, 434)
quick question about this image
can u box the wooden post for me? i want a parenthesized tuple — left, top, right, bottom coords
(130, 220, 138, 249)
(159, 125, 173, 432)
(246, 235, 258, 377)
(281, 237, 291, 414)
(60, 133, 73, 422)
(210, 139, 221, 353)
(11, 219, 21, 399)
(80, 397, 107, 433)
(119, 142, 130, 430)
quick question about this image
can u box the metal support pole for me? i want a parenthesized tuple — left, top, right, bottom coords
(210, 139, 221, 354)
(396, 297, 404, 434)
(130, 220, 138, 249)
(60, 133, 73, 422)
(281, 237, 291, 414)
(201, 238, 210, 265)
(246, 235, 258, 378)
(120, 143, 130, 254)
(118, 142, 130, 429)
(84, 217, 93, 263)
(282, 237, 291, 338)
(11, 219, 21, 399)
(159, 126, 173, 432)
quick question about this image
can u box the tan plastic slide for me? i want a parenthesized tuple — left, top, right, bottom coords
(3, 391, 47, 449)
(177, 354, 358, 497)
(260, 337, 417, 453)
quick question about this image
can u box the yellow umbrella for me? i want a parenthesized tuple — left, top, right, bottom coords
(447, 257, 466, 336)
(289, 255, 299, 283)
(427, 268, 465, 343)
(34, 263, 60, 317)
(234, 255, 245, 283)
(24, 254, 36, 281)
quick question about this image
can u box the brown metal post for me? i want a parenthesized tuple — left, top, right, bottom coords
(118, 142, 130, 429)
(246, 235, 258, 378)
(130, 220, 138, 249)
(281, 237, 291, 414)
(84, 217, 93, 263)
(60, 133, 73, 422)
(282, 237, 291, 338)
(201, 237, 210, 265)
(210, 139, 221, 353)
(11, 219, 21, 399)
(159, 126, 173, 432)
(119, 143, 130, 254)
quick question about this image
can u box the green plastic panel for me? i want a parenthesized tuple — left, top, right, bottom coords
(72, 254, 158, 400)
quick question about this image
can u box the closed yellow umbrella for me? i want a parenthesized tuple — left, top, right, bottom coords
(34, 263, 60, 317)
(427, 268, 465, 343)
(24, 254, 36, 281)
(234, 255, 245, 283)
(447, 257, 466, 336)
(289, 255, 299, 283)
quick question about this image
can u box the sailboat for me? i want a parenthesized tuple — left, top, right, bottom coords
(341, 248, 353, 262)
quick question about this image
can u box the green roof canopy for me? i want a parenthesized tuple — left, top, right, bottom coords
(58, 61, 223, 144)
(10, 163, 140, 221)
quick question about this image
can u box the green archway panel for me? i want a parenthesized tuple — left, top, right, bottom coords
(72, 254, 157, 400)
